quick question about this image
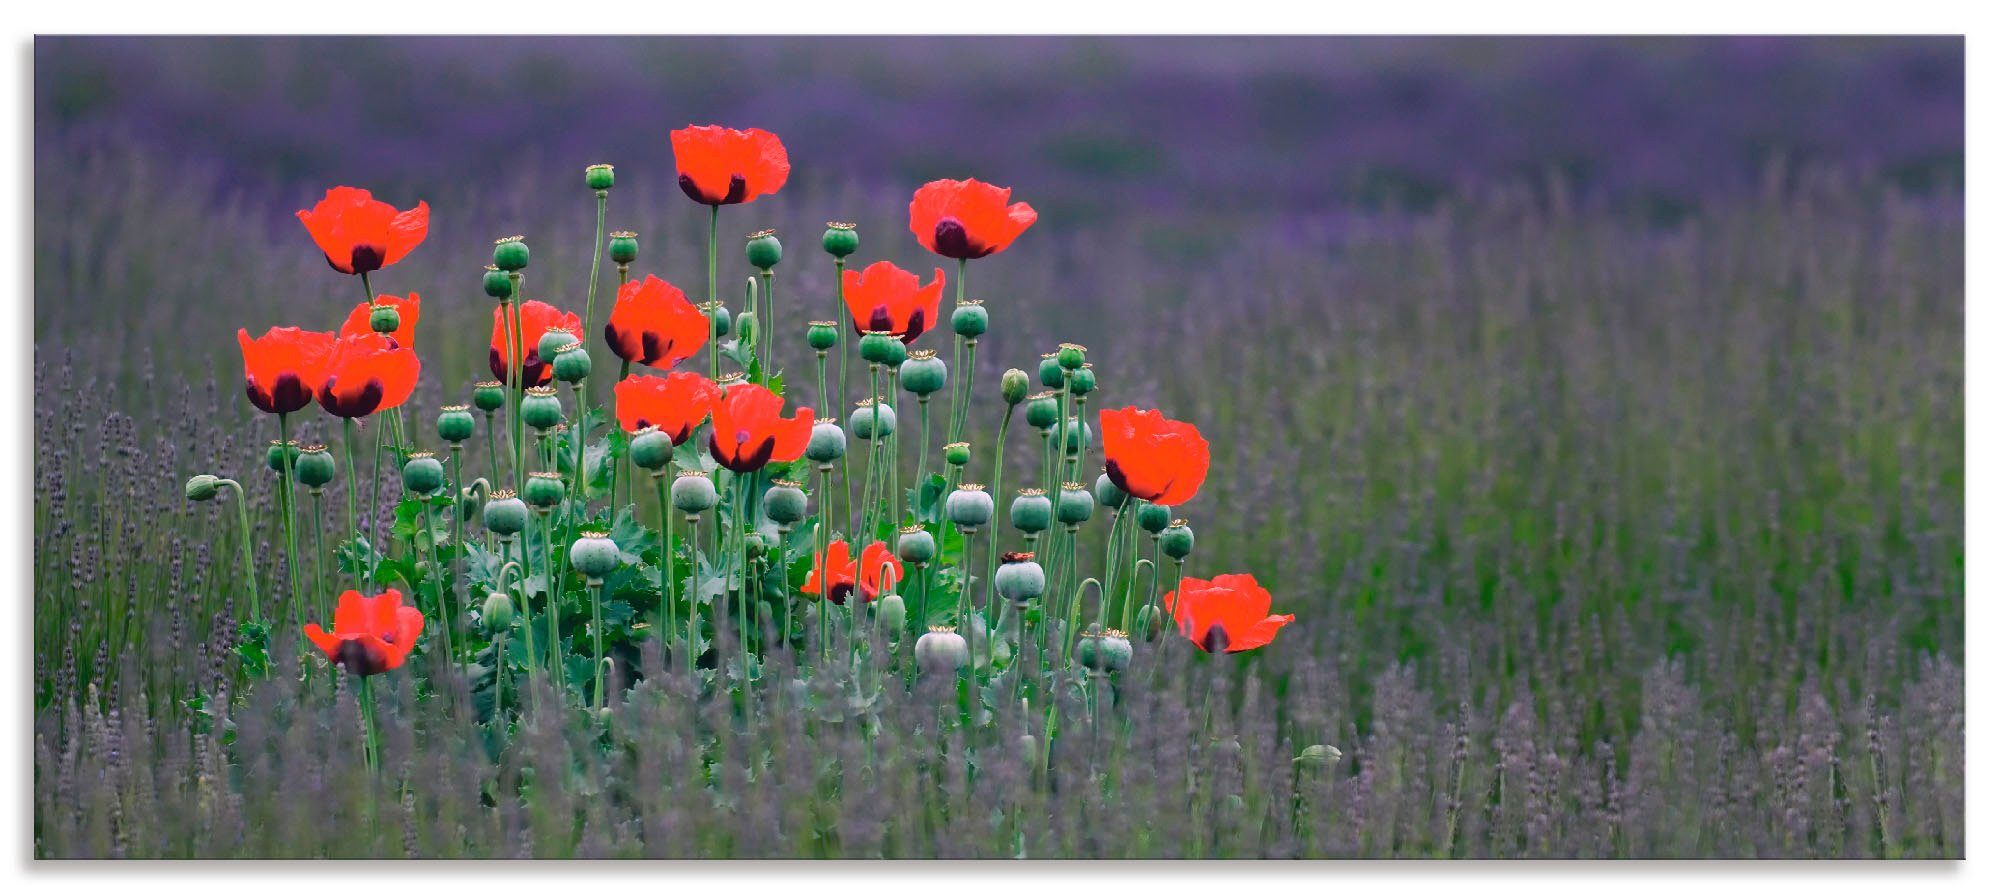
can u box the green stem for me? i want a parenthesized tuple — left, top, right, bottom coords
(357, 674, 379, 771)
(541, 512, 563, 692)
(982, 409, 1015, 633)
(655, 475, 675, 672)
(686, 513, 702, 679)
(589, 580, 606, 710)
(342, 419, 361, 584)
(915, 396, 932, 489)
(583, 190, 608, 337)
(218, 480, 260, 626)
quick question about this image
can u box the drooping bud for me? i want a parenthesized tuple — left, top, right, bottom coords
(472, 381, 506, 413)
(369, 301, 402, 334)
(899, 350, 948, 397)
(1160, 519, 1195, 560)
(896, 524, 937, 564)
(1001, 368, 1030, 405)
(995, 552, 1045, 604)
(402, 452, 446, 495)
(822, 221, 859, 258)
(608, 231, 639, 265)
(437, 405, 475, 443)
(807, 320, 838, 353)
(1056, 343, 1086, 370)
(874, 592, 907, 633)
(944, 483, 993, 529)
(569, 530, 622, 580)
(266, 439, 300, 473)
(805, 421, 847, 465)
(1010, 488, 1053, 533)
(483, 490, 530, 536)
(735, 310, 759, 347)
(551, 341, 591, 383)
(483, 265, 513, 300)
(671, 469, 719, 516)
(523, 470, 566, 509)
(915, 626, 970, 673)
(1056, 482, 1095, 526)
(295, 444, 337, 490)
(859, 330, 898, 366)
(850, 398, 896, 440)
(492, 235, 530, 272)
(763, 479, 808, 528)
(943, 441, 972, 467)
(1133, 604, 1164, 641)
(584, 163, 615, 191)
(951, 300, 988, 339)
(1094, 473, 1128, 509)
(184, 474, 220, 502)
(481, 591, 515, 633)
(745, 229, 783, 271)
(1025, 391, 1061, 429)
(521, 386, 564, 431)
(1137, 501, 1172, 535)
(1038, 353, 1065, 388)
(629, 426, 674, 472)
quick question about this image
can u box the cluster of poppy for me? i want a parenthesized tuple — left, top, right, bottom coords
(243, 123, 1292, 678)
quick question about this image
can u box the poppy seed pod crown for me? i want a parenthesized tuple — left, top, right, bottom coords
(763, 480, 808, 527)
(521, 386, 565, 431)
(806, 421, 847, 465)
(551, 341, 592, 383)
(822, 221, 859, 258)
(492, 235, 530, 271)
(896, 524, 937, 564)
(943, 441, 972, 466)
(608, 231, 639, 265)
(995, 552, 1046, 604)
(899, 350, 948, 396)
(944, 483, 994, 529)
(402, 452, 445, 495)
(483, 491, 529, 537)
(437, 405, 475, 443)
(671, 469, 720, 515)
(1010, 488, 1053, 533)
(629, 426, 675, 472)
(523, 471, 566, 508)
(807, 320, 839, 352)
(1056, 482, 1095, 526)
(472, 381, 505, 413)
(951, 300, 988, 339)
(585, 163, 615, 191)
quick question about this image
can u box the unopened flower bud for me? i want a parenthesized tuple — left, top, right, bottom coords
(484, 491, 530, 536)
(483, 265, 513, 299)
(951, 300, 988, 339)
(822, 221, 859, 258)
(1133, 604, 1164, 641)
(472, 381, 505, 413)
(807, 320, 838, 353)
(608, 231, 639, 265)
(295, 445, 337, 490)
(492, 235, 530, 272)
(897, 525, 936, 564)
(899, 350, 947, 397)
(945, 484, 993, 528)
(1138, 502, 1172, 534)
(671, 470, 718, 515)
(523, 470, 565, 509)
(1001, 368, 1030, 405)
(745, 229, 782, 271)
(1094, 473, 1127, 509)
(184, 474, 220, 502)
(569, 530, 621, 579)
(369, 302, 401, 334)
(806, 421, 847, 464)
(402, 452, 445, 495)
(552, 341, 591, 383)
(1056, 483, 1094, 525)
(850, 399, 896, 440)
(521, 386, 564, 431)
(995, 552, 1045, 604)
(1025, 392, 1061, 429)
(437, 405, 475, 443)
(735, 310, 758, 347)
(481, 592, 515, 633)
(1161, 519, 1194, 559)
(584, 163, 615, 191)
(763, 480, 808, 527)
(943, 441, 972, 467)
(629, 426, 674, 471)
(874, 592, 907, 633)
(1010, 489, 1052, 533)
(1295, 745, 1343, 768)
(916, 627, 970, 673)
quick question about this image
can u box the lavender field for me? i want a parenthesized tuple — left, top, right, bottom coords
(31, 37, 1964, 858)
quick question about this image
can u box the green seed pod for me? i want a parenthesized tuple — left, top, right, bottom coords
(521, 386, 564, 431)
(951, 300, 988, 339)
(569, 531, 622, 580)
(896, 525, 936, 565)
(1138, 502, 1172, 534)
(1060, 418, 1093, 455)
(899, 350, 948, 397)
(481, 591, 515, 634)
(184, 474, 220, 502)
(1001, 368, 1030, 405)
(849, 399, 897, 440)
(1068, 364, 1097, 396)
(483, 491, 530, 536)
(295, 445, 337, 490)
(523, 470, 566, 509)
(943, 441, 972, 467)
(1094, 473, 1128, 509)
(874, 592, 907, 633)
(492, 235, 530, 271)
(608, 230, 639, 266)
(1010, 489, 1052, 533)
(472, 381, 506, 413)
(915, 627, 970, 673)
(745, 229, 782, 271)
(1038, 354, 1065, 388)
(584, 163, 615, 191)
(266, 439, 300, 473)
(536, 327, 579, 364)
(1160, 519, 1195, 560)
(369, 303, 401, 334)
(1076, 628, 1104, 670)
(402, 452, 446, 495)
(701, 301, 731, 338)
(1056, 342, 1086, 370)
(629, 426, 675, 471)
(881, 338, 909, 367)
(1098, 631, 1133, 672)
(670, 470, 719, 515)
(1133, 604, 1164, 641)
(822, 221, 859, 258)
(944, 484, 993, 528)
(551, 341, 592, 383)
(859, 331, 898, 366)
(763, 480, 809, 527)
(805, 421, 847, 465)
(994, 552, 1045, 604)
(1294, 744, 1343, 768)
(437, 405, 475, 443)
(716, 371, 748, 390)
(483, 265, 513, 300)
(807, 320, 838, 353)
(1025, 391, 1061, 429)
(1056, 483, 1095, 525)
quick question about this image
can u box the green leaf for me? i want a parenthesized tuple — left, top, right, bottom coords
(335, 537, 385, 579)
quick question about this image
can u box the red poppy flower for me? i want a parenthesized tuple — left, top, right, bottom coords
(604, 274, 709, 368)
(842, 261, 947, 342)
(1099, 407, 1211, 506)
(1166, 574, 1293, 653)
(802, 540, 904, 606)
(317, 333, 421, 418)
(304, 588, 426, 676)
(237, 326, 335, 415)
(490, 300, 582, 387)
(338, 291, 423, 346)
(614, 371, 722, 442)
(669, 125, 789, 206)
(908, 178, 1038, 260)
(296, 186, 430, 275)
(707, 383, 813, 473)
